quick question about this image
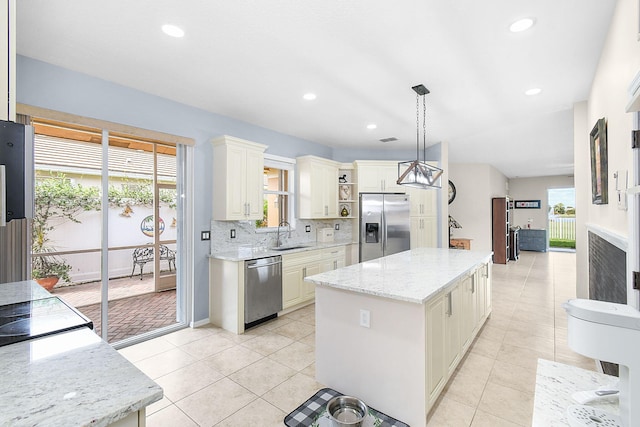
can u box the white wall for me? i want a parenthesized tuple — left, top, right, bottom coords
(449, 163, 508, 252)
(576, 0, 640, 303)
(509, 176, 575, 230)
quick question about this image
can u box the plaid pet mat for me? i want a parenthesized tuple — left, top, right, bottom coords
(283, 388, 409, 427)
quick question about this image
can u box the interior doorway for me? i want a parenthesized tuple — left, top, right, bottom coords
(547, 187, 576, 251)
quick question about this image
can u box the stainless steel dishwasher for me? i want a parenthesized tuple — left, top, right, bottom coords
(244, 255, 283, 329)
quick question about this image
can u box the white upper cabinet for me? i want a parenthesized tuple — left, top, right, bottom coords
(212, 135, 267, 221)
(355, 160, 404, 193)
(297, 155, 339, 219)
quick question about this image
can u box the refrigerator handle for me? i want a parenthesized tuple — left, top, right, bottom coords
(0, 165, 5, 227)
(381, 203, 386, 254)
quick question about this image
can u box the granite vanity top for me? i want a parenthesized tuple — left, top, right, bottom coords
(209, 240, 354, 261)
(533, 359, 619, 426)
(305, 247, 493, 304)
(0, 281, 163, 426)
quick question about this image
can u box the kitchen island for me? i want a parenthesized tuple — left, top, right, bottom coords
(0, 281, 162, 426)
(305, 247, 493, 427)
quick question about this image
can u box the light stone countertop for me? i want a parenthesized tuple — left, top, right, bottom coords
(209, 240, 354, 261)
(0, 279, 51, 305)
(0, 327, 162, 427)
(304, 247, 493, 304)
(533, 359, 619, 426)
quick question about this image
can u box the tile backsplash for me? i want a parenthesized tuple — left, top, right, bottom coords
(210, 218, 354, 254)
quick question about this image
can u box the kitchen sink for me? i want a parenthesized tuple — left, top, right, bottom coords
(271, 244, 310, 251)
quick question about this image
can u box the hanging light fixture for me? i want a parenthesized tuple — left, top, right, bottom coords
(397, 84, 443, 189)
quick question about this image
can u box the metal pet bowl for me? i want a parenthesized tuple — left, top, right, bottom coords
(326, 395, 368, 427)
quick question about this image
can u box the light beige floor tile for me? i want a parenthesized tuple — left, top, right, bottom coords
(502, 330, 554, 354)
(299, 331, 315, 347)
(443, 369, 488, 407)
(240, 331, 295, 356)
(510, 309, 554, 328)
(488, 360, 537, 394)
(118, 336, 175, 363)
(154, 361, 225, 402)
(300, 362, 315, 378)
(477, 381, 533, 426)
(268, 341, 315, 371)
(427, 395, 475, 426)
(507, 319, 554, 340)
(273, 320, 315, 341)
(456, 352, 496, 381)
(476, 325, 507, 344)
(483, 314, 511, 331)
(179, 333, 236, 359)
(228, 357, 297, 396)
(146, 404, 198, 427)
(216, 328, 260, 344)
(470, 336, 501, 359)
(135, 347, 197, 379)
(163, 326, 217, 347)
(471, 409, 524, 426)
(262, 373, 325, 413)
(175, 377, 257, 426)
(216, 398, 286, 427)
(496, 342, 553, 371)
(297, 312, 316, 326)
(202, 344, 264, 376)
(260, 316, 295, 331)
(145, 396, 172, 416)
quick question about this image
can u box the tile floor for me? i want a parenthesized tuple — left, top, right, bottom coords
(119, 250, 595, 426)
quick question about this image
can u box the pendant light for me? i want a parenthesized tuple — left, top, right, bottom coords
(397, 84, 443, 189)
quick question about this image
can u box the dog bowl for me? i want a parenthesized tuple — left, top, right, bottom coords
(326, 395, 368, 427)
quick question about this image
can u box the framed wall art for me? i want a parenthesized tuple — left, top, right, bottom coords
(514, 200, 541, 209)
(590, 117, 608, 205)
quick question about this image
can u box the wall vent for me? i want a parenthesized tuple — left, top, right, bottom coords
(379, 137, 398, 143)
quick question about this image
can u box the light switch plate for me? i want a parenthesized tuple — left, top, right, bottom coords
(201, 231, 210, 241)
(359, 309, 370, 328)
(230, 229, 236, 239)
(305, 225, 311, 233)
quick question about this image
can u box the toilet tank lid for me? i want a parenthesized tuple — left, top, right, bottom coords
(563, 299, 640, 331)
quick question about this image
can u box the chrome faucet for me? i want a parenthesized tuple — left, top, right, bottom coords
(276, 220, 291, 247)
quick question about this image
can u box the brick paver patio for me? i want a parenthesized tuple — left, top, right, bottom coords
(52, 274, 177, 343)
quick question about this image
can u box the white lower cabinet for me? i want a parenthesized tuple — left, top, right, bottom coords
(426, 263, 492, 415)
(282, 246, 347, 310)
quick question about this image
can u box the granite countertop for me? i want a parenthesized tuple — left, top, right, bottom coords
(0, 281, 163, 426)
(533, 359, 619, 426)
(209, 240, 354, 261)
(0, 328, 162, 427)
(304, 247, 493, 304)
(0, 279, 52, 305)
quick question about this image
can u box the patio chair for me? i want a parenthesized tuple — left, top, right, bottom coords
(159, 244, 176, 272)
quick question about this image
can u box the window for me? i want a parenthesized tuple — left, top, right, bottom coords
(258, 155, 295, 229)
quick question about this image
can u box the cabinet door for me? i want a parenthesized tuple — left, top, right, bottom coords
(302, 263, 320, 301)
(324, 165, 339, 217)
(225, 144, 248, 220)
(308, 165, 326, 218)
(445, 284, 462, 376)
(380, 163, 403, 193)
(245, 147, 265, 220)
(460, 275, 477, 352)
(475, 269, 486, 324)
(282, 265, 303, 309)
(410, 217, 424, 248)
(426, 293, 447, 406)
(484, 263, 492, 315)
(357, 165, 382, 192)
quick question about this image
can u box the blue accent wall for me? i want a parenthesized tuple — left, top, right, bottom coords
(16, 55, 443, 323)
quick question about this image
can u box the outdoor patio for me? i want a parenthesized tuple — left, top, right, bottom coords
(52, 274, 177, 343)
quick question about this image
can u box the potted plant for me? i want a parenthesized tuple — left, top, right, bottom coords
(31, 252, 72, 291)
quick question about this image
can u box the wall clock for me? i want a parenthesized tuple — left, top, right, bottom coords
(448, 180, 456, 204)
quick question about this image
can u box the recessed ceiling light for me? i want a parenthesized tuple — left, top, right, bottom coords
(303, 93, 317, 101)
(509, 18, 535, 33)
(162, 24, 185, 38)
(525, 87, 542, 96)
(367, 124, 377, 130)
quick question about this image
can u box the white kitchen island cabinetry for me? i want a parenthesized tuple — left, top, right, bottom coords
(297, 155, 339, 219)
(306, 248, 492, 427)
(212, 135, 267, 221)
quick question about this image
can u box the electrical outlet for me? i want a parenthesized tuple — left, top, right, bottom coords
(359, 309, 370, 328)
(334, 224, 340, 231)
(201, 231, 210, 241)
(305, 225, 311, 233)
(230, 229, 236, 239)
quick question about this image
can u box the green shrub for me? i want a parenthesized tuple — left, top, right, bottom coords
(549, 239, 576, 249)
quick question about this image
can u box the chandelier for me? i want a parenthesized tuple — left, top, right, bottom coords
(397, 84, 443, 189)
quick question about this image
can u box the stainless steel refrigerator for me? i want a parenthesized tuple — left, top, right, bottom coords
(0, 120, 32, 284)
(359, 193, 411, 262)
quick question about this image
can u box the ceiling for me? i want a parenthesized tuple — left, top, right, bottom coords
(16, 0, 617, 178)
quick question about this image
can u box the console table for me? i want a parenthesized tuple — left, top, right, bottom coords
(519, 228, 548, 252)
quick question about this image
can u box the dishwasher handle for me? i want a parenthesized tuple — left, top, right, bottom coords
(247, 260, 281, 269)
